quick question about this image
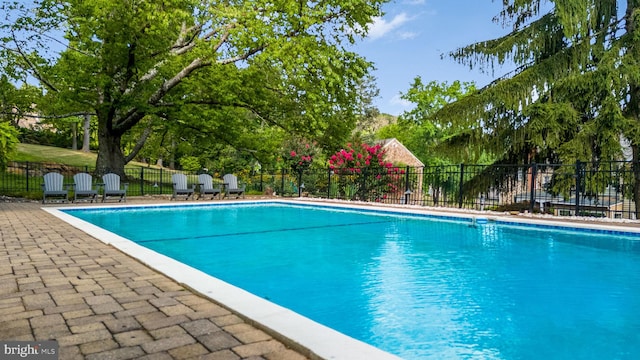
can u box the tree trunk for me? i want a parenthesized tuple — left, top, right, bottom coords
(71, 121, 77, 150)
(96, 115, 126, 178)
(169, 138, 176, 169)
(82, 114, 91, 152)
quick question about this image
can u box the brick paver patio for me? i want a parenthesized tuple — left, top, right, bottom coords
(0, 201, 309, 360)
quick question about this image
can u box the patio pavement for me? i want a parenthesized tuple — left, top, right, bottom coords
(0, 199, 309, 360)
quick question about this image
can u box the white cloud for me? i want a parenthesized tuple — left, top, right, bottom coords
(367, 13, 410, 40)
(389, 94, 414, 112)
(398, 31, 418, 40)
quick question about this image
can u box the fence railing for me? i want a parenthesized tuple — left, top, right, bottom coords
(1, 160, 638, 220)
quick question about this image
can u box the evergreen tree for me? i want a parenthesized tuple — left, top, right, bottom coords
(433, 0, 640, 215)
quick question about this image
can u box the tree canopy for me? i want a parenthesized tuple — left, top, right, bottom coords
(1, 0, 387, 175)
(377, 77, 476, 166)
(433, 0, 638, 166)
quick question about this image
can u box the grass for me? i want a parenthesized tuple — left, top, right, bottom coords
(15, 143, 153, 169)
(15, 143, 98, 166)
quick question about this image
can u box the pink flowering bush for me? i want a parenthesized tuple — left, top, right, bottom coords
(328, 142, 405, 201)
(285, 139, 317, 173)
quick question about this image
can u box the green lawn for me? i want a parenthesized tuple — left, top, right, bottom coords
(15, 143, 151, 169)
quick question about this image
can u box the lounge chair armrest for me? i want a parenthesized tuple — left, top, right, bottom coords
(123, 183, 129, 190)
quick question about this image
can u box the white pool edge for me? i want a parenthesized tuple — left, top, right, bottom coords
(43, 200, 403, 360)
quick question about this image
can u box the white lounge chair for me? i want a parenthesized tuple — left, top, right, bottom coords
(222, 174, 246, 199)
(42, 172, 69, 203)
(171, 173, 195, 200)
(73, 173, 98, 203)
(197, 174, 222, 200)
(101, 173, 128, 202)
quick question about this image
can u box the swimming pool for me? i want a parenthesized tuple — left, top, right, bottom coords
(54, 201, 640, 359)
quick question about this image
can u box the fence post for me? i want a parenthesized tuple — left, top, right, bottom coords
(260, 168, 264, 192)
(404, 166, 411, 204)
(327, 168, 332, 199)
(458, 164, 465, 208)
(361, 168, 367, 201)
(159, 167, 163, 195)
(575, 160, 582, 215)
(281, 168, 285, 196)
(529, 163, 537, 213)
(26, 162, 30, 192)
(140, 167, 145, 196)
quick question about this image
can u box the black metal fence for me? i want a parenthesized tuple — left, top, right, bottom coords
(1, 160, 637, 220)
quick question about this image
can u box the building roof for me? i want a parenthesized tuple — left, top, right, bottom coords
(376, 138, 425, 167)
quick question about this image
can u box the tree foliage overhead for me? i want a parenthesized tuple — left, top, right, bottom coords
(377, 77, 476, 166)
(434, 0, 637, 166)
(0, 0, 387, 175)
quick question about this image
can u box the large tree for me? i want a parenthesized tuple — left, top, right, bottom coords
(1, 0, 385, 176)
(433, 1, 634, 162)
(430, 0, 640, 214)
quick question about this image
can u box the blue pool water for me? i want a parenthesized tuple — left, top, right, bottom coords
(66, 203, 640, 359)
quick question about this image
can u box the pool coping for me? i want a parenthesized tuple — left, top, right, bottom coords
(43, 199, 640, 359)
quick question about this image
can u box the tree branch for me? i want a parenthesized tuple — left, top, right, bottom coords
(10, 31, 59, 92)
(124, 120, 153, 163)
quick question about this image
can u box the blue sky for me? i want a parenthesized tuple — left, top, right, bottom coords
(352, 0, 515, 116)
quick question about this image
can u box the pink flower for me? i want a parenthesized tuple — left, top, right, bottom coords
(290, 150, 297, 157)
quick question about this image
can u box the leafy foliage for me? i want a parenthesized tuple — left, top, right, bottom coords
(435, 0, 634, 166)
(1, 0, 387, 176)
(0, 121, 19, 170)
(379, 78, 476, 165)
(427, 0, 640, 217)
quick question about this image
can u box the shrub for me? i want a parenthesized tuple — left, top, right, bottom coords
(0, 122, 19, 171)
(328, 142, 404, 201)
